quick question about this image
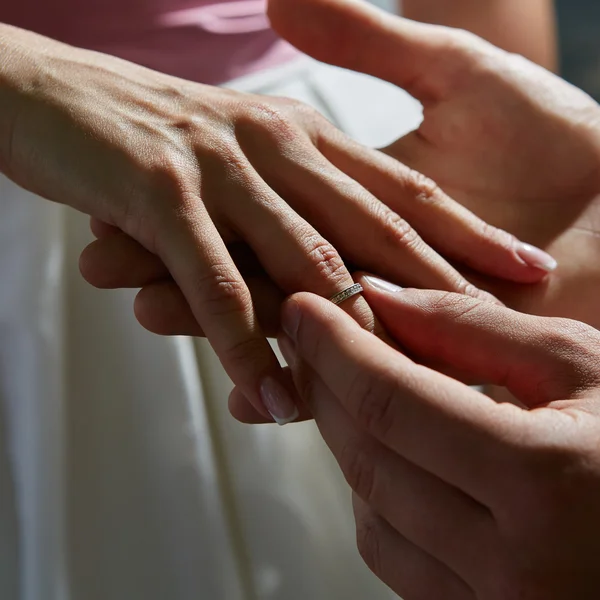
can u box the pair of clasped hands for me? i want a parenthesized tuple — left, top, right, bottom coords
(6, 0, 600, 595)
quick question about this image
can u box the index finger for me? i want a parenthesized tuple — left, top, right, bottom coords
(156, 202, 299, 425)
(281, 292, 529, 503)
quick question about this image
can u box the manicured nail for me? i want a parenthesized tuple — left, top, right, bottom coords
(363, 276, 403, 293)
(516, 243, 557, 272)
(278, 335, 297, 369)
(282, 299, 301, 341)
(260, 376, 299, 426)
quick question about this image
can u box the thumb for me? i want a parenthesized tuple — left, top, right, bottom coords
(359, 275, 600, 407)
(268, 0, 491, 101)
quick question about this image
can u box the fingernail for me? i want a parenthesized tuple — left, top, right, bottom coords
(363, 276, 403, 293)
(282, 299, 301, 341)
(278, 335, 297, 369)
(516, 243, 558, 272)
(260, 376, 299, 426)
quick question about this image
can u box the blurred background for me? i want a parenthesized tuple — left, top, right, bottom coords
(380, 0, 600, 100)
(557, 0, 600, 100)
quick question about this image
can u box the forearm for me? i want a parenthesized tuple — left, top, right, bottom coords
(0, 23, 55, 177)
(401, 0, 557, 70)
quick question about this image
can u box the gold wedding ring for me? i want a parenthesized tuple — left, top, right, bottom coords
(329, 283, 364, 306)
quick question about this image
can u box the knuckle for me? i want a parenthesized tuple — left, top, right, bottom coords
(439, 27, 489, 62)
(339, 439, 378, 503)
(449, 28, 482, 50)
(277, 96, 316, 118)
(537, 319, 600, 386)
(195, 137, 247, 175)
(348, 373, 397, 439)
(355, 514, 384, 577)
(168, 111, 211, 141)
(152, 154, 195, 199)
(429, 290, 483, 319)
(283, 98, 328, 134)
(406, 171, 444, 207)
(454, 278, 486, 300)
(238, 101, 298, 145)
(122, 151, 198, 250)
(221, 335, 269, 371)
(548, 318, 599, 350)
(381, 210, 421, 250)
(272, 94, 323, 121)
(195, 265, 251, 318)
(304, 239, 348, 288)
(118, 194, 152, 248)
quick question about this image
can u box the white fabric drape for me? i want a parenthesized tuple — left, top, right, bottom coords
(0, 58, 421, 600)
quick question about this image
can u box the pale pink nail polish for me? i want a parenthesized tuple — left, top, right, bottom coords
(260, 376, 299, 426)
(363, 276, 404, 293)
(517, 243, 558, 272)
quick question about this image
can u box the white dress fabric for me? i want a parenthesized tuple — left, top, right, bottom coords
(0, 57, 422, 600)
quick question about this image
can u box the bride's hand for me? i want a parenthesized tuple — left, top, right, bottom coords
(0, 25, 546, 422)
(83, 219, 287, 337)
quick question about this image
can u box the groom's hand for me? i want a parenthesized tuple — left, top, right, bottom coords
(268, 0, 600, 328)
(268, 0, 600, 238)
(276, 276, 600, 599)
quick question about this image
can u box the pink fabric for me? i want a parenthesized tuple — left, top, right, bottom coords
(1, 0, 300, 84)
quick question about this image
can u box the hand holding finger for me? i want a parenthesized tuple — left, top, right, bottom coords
(279, 333, 493, 583)
(359, 275, 600, 405)
(279, 291, 527, 505)
(278, 283, 600, 599)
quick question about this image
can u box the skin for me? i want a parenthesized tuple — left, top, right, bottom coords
(267, 0, 600, 330)
(278, 278, 600, 600)
(402, 0, 557, 71)
(89, 1, 600, 352)
(65, 4, 600, 592)
(0, 22, 546, 422)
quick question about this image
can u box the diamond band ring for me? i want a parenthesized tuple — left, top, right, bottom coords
(329, 283, 364, 306)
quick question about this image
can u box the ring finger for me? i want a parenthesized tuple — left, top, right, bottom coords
(247, 138, 496, 300)
(218, 171, 378, 332)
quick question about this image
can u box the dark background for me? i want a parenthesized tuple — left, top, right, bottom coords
(557, 0, 600, 100)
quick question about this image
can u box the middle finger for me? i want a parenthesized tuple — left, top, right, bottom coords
(218, 170, 378, 331)
(245, 136, 495, 300)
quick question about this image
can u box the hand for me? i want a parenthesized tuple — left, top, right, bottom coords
(268, 0, 600, 327)
(83, 219, 287, 338)
(1, 25, 546, 423)
(69, 37, 562, 318)
(276, 276, 600, 599)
